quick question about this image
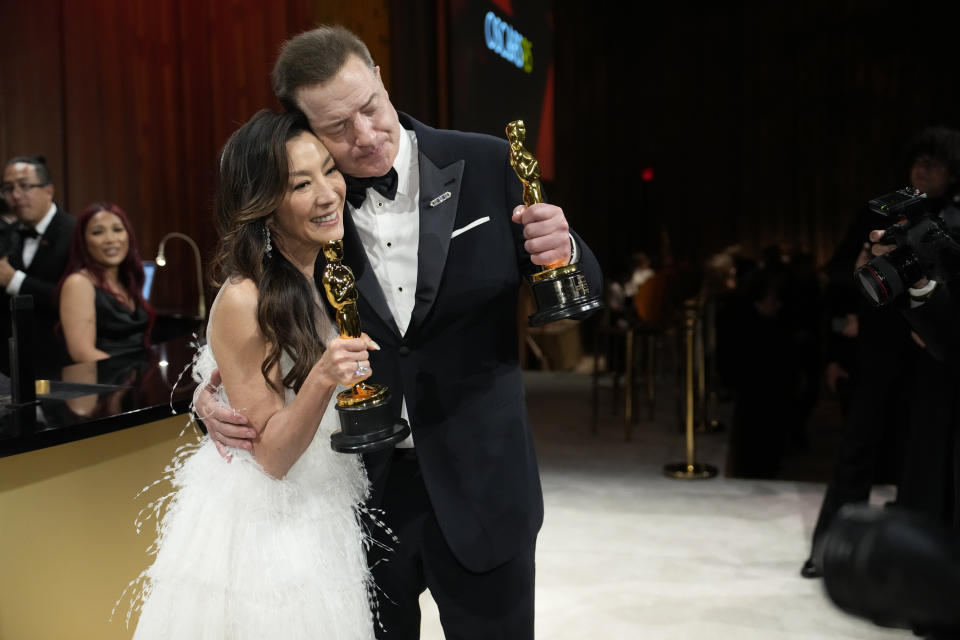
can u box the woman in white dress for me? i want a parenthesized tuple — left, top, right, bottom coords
(127, 109, 380, 639)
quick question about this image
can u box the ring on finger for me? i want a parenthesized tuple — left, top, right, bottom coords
(354, 360, 370, 376)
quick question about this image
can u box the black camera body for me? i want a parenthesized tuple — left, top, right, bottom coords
(855, 187, 960, 306)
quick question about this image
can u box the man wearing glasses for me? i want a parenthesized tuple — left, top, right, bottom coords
(0, 155, 75, 375)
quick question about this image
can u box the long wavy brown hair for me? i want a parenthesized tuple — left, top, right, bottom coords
(209, 109, 328, 393)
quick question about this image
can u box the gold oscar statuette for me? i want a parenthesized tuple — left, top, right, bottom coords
(506, 119, 602, 326)
(321, 239, 410, 453)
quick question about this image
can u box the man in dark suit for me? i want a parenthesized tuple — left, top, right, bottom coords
(199, 25, 602, 639)
(0, 155, 75, 376)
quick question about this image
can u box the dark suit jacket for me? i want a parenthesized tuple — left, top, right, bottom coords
(902, 281, 960, 364)
(0, 207, 75, 375)
(316, 114, 602, 573)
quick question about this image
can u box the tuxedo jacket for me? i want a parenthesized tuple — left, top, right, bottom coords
(902, 280, 960, 365)
(0, 207, 75, 373)
(315, 114, 602, 572)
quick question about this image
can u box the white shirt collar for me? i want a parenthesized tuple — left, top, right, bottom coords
(33, 203, 57, 235)
(393, 127, 417, 198)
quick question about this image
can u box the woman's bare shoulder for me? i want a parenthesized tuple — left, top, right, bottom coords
(211, 278, 259, 328)
(218, 276, 258, 304)
(63, 269, 95, 287)
(61, 270, 95, 297)
(208, 277, 264, 355)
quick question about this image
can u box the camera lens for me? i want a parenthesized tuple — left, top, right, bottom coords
(855, 247, 923, 306)
(819, 505, 960, 633)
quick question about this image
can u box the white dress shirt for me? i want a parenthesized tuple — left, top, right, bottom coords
(350, 129, 420, 446)
(7, 203, 58, 295)
(349, 129, 580, 447)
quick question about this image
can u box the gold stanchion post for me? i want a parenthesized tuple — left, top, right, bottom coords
(664, 300, 718, 480)
(645, 333, 656, 421)
(624, 327, 634, 441)
(694, 295, 724, 434)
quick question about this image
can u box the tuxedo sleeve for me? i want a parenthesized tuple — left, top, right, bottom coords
(19, 274, 58, 313)
(570, 228, 602, 297)
(499, 150, 603, 295)
(901, 281, 960, 364)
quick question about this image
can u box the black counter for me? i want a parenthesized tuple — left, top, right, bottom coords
(0, 335, 201, 458)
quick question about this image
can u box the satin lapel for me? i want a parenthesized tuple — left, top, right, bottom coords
(340, 206, 401, 336)
(407, 153, 464, 337)
(33, 212, 62, 270)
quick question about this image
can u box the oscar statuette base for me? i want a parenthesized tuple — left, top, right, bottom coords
(331, 397, 411, 454)
(528, 264, 603, 327)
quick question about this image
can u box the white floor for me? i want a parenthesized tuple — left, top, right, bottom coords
(416, 370, 908, 639)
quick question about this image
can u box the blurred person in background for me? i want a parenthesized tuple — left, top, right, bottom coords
(723, 258, 793, 479)
(57, 202, 153, 363)
(0, 155, 75, 375)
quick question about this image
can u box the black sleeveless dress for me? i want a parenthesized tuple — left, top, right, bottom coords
(94, 287, 148, 356)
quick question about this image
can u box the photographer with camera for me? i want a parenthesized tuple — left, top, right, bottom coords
(865, 217, 960, 365)
(858, 188, 960, 529)
(803, 126, 960, 579)
(815, 128, 960, 640)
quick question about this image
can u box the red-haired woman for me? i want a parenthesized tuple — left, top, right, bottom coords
(58, 202, 154, 362)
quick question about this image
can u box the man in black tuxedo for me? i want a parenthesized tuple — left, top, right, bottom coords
(0, 155, 75, 376)
(199, 25, 602, 639)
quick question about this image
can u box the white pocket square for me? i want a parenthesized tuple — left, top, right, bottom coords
(451, 216, 490, 239)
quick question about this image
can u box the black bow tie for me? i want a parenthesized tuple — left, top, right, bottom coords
(345, 168, 399, 209)
(17, 225, 39, 240)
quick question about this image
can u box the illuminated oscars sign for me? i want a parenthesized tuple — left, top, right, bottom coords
(484, 11, 533, 73)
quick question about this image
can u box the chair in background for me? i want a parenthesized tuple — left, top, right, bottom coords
(518, 286, 585, 372)
(591, 293, 629, 434)
(631, 271, 673, 421)
(591, 271, 675, 440)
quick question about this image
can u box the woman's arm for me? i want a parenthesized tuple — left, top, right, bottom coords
(62, 360, 99, 415)
(210, 279, 374, 478)
(59, 272, 111, 363)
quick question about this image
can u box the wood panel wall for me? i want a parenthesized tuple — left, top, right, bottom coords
(0, 0, 390, 314)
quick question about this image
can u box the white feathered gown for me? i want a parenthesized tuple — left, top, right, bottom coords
(125, 341, 377, 640)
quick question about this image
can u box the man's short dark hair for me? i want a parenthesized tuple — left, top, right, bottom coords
(271, 25, 375, 112)
(4, 155, 52, 186)
(902, 126, 960, 180)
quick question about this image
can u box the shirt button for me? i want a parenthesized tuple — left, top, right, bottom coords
(398, 286, 403, 292)
(387, 242, 392, 247)
(377, 201, 383, 207)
